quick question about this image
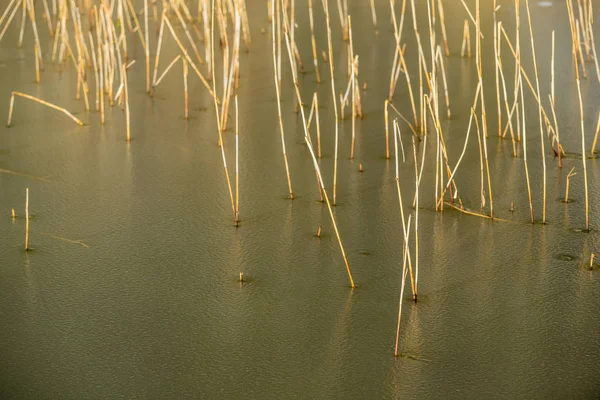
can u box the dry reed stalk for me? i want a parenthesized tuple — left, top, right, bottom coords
(435, 47, 450, 119)
(348, 16, 356, 159)
(394, 119, 406, 163)
(591, 253, 595, 269)
(183, 59, 189, 119)
(461, 19, 470, 58)
(525, 0, 546, 224)
(34, 44, 40, 83)
(437, 0, 449, 56)
(385, 100, 390, 159)
(412, 136, 420, 301)
(576, 79, 590, 231)
(276, 0, 281, 84)
(308, 0, 320, 83)
(314, 92, 321, 158)
(498, 58, 517, 157)
(388, 0, 407, 100)
(25, 187, 29, 251)
(388, 101, 418, 137)
(154, 55, 181, 87)
(96, 9, 104, 124)
(591, 111, 600, 154)
(475, 0, 488, 139)
(519, 72, 534, 223)
(369, 0, 376, 26)
(235, 95, 239, 226)
(123, 0, 146, 51)
(394, 214, 411, 357)
(576, 21, 588, 78)
(494, 6, 501, 137)
(122, 63, 130, 142)
(565, 167, 576, 203)
(500, 26, 553, 128)
(322, 0, 340, 205)
(79, 59, 90, 111)
(88, 32, 100, 111)
(170, 0, 204, 67)
(210, 0, 236, 220)
(162, 17, 215, 101)
(445, 202, 509, 221)
(435, 82, 480, 209)
(473, 108, 486, 210)
(272, 0, 293, 199)
(145, 0, 150, 93)
(398, 49, 419, 129)
(282, 27, 355, 288)
(549, 30, 563, 166)
(0, 0, 19, 36)
(11, 208, 15, 219)
(459, 0, 484, 38)
(18, 0, 26, 48)
(482, 108, 494, 218)
(202, 0, 211, 76)
(7, 91, 83, 126)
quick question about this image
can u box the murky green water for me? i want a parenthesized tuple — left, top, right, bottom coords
(0, 0, 599, 398)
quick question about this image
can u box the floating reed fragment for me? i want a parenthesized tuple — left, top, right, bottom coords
(7, 91, 83, 126)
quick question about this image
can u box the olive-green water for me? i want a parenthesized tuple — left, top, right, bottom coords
(0, 0, 599, 398)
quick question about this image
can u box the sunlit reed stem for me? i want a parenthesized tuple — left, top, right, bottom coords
(437, 0, 449, 56)
(145, 0, 150, 93)
(394, 214, 411, 357)
(25, 187, 29, 251)
(461, 19, 470, 58)
(211, 0, 236, 220)
(591, 111, 600, 154)
(122, 63, 130, 142)
(235, 95, 239, 226)
(436, 47, 451, 119)
(323, 0, 340, 205)
(272, 0, 293, 199)
(308, 0, 320, 83)
(576, 79, 590, 231)
(385, 100, 390, 159)
(183, 59, 189, 119)
(154, 55, 181, 87)
(473, 108, 486, 210)
(525, 0, 546, 224)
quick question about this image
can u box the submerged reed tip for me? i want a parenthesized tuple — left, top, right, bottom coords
(510, 201, 515, 212)
(359, 163, 363, 172)
(363, 82, 367, 91)
(239, 272, 244, 282)
(316, 226, 322, 238)
(11, 208, 15, 218)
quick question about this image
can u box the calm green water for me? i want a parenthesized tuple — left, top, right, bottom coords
(0, 0, 599, 398)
